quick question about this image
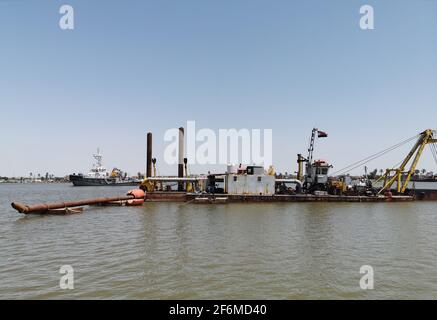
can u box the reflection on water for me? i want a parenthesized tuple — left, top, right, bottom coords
(1, 184, 437, 299)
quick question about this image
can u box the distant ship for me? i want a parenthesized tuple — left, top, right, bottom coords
(69, 149, 141, 186)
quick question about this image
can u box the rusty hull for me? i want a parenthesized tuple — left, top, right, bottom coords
(145, 192, 414, 203)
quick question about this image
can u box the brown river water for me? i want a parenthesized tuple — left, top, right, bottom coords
(1, 183, 437, 299)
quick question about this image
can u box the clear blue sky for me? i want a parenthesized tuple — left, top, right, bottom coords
(1, 0, 436, 177)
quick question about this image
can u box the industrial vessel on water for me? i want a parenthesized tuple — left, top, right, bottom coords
(10, 127, 437, 215)
(138, 128, 437, 203)
(69, 149, 140, 186)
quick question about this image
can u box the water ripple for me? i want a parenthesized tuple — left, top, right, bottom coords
(1, 184, 437, 299)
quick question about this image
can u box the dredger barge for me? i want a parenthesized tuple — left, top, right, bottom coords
(139, 128, 437, 204)
(11, 127, 437, 214)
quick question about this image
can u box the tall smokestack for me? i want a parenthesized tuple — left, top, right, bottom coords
(178, 127, 184, 191)
(146, 132, 152, 178)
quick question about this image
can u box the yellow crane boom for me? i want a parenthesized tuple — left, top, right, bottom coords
(379, 129, 437, 194)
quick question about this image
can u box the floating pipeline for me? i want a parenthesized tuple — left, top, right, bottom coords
(11, 189, 145, 214)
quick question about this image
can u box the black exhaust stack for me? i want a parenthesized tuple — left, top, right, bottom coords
(146, 132, 152, 178)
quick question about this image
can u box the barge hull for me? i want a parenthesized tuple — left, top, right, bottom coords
(146, 192, 414, 203)
(414, 189, 437, 200)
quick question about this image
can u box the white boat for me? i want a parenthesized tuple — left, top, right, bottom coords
(69, 149, 140, 186)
